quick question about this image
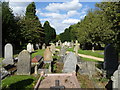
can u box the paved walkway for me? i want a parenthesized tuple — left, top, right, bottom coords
(56, 48, 104, 62)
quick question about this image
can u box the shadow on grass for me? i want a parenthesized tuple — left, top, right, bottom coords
(2, 79, 34, 90)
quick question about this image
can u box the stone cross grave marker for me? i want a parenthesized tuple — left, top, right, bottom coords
(63, 52, 77, 73)
(17, 50, 31, 75)
(74, 40, 80, 55)
(2, 43, 13, 65)
(50, 80, 65, 89)
(104, 44, 118, 76)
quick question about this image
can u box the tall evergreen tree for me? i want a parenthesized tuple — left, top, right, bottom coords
(19, 2, 44, 44)
(43, 21, 56, 45)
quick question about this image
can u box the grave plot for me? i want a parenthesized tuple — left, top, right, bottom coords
(39, 73, 80, 88)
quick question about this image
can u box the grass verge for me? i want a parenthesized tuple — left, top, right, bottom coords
(67, 48, 104, 58)
(32, 49, 45, 58)
(2, 75, 37, 89)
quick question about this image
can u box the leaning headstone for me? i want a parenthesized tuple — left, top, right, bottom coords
(17, 50, 31, 75)
(27, 43, 32, 53)
(2, 43, 13, 65)
(43, 47, 53, 63)
(104, 44, 118, 77)
(63, 52, 77, 73)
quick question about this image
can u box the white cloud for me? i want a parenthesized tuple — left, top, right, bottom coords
(67, 10, 79, 17)
(45, 0, 82, 12)
(9, 2, 31, 16)
(62, 19, 79, 24)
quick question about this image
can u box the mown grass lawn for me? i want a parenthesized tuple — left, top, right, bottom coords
(31, 49, 45, 58)
(81, 57, 103, 62)
(2, 75, 37, 89)
(67, 48, 104, 58)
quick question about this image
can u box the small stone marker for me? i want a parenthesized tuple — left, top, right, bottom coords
(104, 44, 118, 76)
(17, 50, 31, 75)
(27, 43, 32, 53)
(2, 43, 13, 65)
(59, 46, 66, 57)
(42, 43, 46, 49)
(111, 70, 118, 88)
(50, 80, 65, 89)
(36, 44, 39, 49)
(31, 44, 34, 52)
(63, 52, 77, 73)
(56, 42, 58, 47)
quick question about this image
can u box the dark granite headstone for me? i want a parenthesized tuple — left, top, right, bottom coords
(104, 44, 118, 76)
(17, 50, 31, 75)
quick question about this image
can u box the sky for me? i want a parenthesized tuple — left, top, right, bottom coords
(8, 0, 100, 34)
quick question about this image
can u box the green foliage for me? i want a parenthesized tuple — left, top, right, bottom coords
(59, 2, 120, 50)
(43, 21, 56, 45)
(18, 2, 44, 44)
(67, 48, 104, 58)
(2, 2, 19, 45)
(2, 75, 36, 89)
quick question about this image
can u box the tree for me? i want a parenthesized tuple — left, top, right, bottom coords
(18, 2, 44, 44)
(43, 21, 56, 45)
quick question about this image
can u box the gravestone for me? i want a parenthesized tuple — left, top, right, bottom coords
(63, 52, 77, 73)
(36, 44, 39, 50)
(2, 43, 13, 65)
(58, 40, 62, 46)
(59, 46, 66, 57)
(104, 44, 118, 77)
(17, 50, 31, 75)
(50, 43, 56, 54)
(31, 44, 34, 52)
(74, 40, 80, 55)
(42, 43, 46, 49)
(27, 43, 32, 53)
(56, 42, 58, 47)
(43, 47, 53, 62)
(111, 70, 118, 88)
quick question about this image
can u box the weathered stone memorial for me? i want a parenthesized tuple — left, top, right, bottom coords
(2, 43, 13, 65)
(43, 47, 53, 72)
(50, 43, 56, 54)
(63, 52, 77, 73)
(27, 43, 32, 53)
(17, 50, 31, 75)
(104, 44, 118, 77)
(42, 43, 46, 49)
(111, 65, 120, 89)
(74, 40, 80, 55)
(43, 47, 53, 62)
